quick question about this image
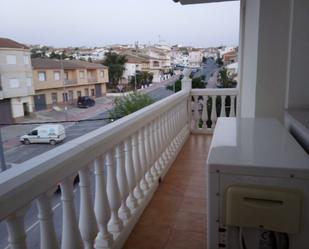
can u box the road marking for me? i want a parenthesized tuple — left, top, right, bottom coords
(3, 189, 77, 249)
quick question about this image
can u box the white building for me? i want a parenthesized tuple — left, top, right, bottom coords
(0, 38, 34, 123)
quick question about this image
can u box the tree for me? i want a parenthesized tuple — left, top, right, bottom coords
(217, 67, 237, 88)
(109, 92, 155, 120)
(129, 71, 153, 90)
(216, 57, 224, 67)
(192, 77, 206, 89)
(166, 79, 181, 92)
(102, 52, 127, 89)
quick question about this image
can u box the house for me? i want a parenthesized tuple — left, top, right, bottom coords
(0, 38, 34, 123)
(0, 1, 309, 249)
(222, 49, 238, 65)
(31, 58, 108, 110)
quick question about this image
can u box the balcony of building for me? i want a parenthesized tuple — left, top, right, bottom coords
(64, 70, 78, 85)
(0, 78, 238, 249)
(87, 70, 98, 83)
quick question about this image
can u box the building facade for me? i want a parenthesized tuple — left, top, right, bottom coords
(31, 58, 108, 110)
(0, 38, 34, 123)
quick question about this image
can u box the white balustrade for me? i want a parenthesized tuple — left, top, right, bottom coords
(0, 89, 192, 249)
(78, 165, 98, 249)
(37, 192, 59, 249)
(105, 150, 123, 233)
(60, 177, 84, 249)
(191, 88, 238, 133)
(115, 143, 131, 221)
(94, 156, 113, 249)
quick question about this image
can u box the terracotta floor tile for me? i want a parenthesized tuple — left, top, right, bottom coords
(172, 211, 207, 233)
(184, 185, 207, 199)
(123, 225, 171, 249)
(179, 197, 207, 214)
(164, 230, 206, 249)
(124, 134, 211, 249)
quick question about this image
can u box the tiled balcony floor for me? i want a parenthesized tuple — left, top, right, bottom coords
(124, 134, 212, 249)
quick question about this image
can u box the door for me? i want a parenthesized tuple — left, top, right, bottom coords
(23, 103, 30, 116)
(0, 99, 13, 124)
(34, 94, 47, 111)
(95, 84, 102, 98)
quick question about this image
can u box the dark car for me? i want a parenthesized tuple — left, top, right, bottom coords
(77, 96, 95, 108)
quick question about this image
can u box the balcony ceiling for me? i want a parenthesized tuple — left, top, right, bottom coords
(174, 0, 238, 4)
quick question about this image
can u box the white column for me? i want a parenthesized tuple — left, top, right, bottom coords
(78, 166, 98, 249)
(131, 133, 144, 199)
(201, 96, 208, 129)
(36, 192, 59, 249)
(220, 95, 226, 117)
(138, 127, 150, 192)
(144, 124, 154, 186)
(115, 143, 131, 221)
(94, 156, 113, 249)
(210, 96, 217, 129)
(6, 208, 28, 249)
(60, 178, 83, 249)
(105, 150, 123, 233)
(193, 95, 200, 129)
(230, 95, 236, 117)
(149, 122, 159, 180)
(124, 138, 138, 209)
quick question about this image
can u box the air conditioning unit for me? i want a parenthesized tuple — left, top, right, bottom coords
(207, 118, 309, 249)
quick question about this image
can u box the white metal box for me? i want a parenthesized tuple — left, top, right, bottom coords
(207, 118, 309, 249)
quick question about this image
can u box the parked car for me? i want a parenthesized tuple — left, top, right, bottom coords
(20, 124, 66, 145)
(77, 96, 95, 108)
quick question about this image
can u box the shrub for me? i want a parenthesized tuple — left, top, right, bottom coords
(166, 79, 181, 93)
(109, 92, 155, 120)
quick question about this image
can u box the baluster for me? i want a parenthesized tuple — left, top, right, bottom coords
(220, 95, 226, 117)
(105, 150, 123, 233)
(124, 138, 138, 209)
(138, 127, 150, 192)
(60, 177, 83, 249)
(149, 122, 159, 180)
(154, 118, 163, 174)
(201, 96, 208, 129)
(162, 114, 171, 161)
(161, 114, 169, 165)
(6, 208, 28, 249)
(94, 157, 113, 249)
(210, 96, 217, 129)
(115, 143, 131, 220)
(132, 133, 144, 199)
(193, 95, 200, 129)
(158, 115, 168, 169)
(37, 192, 59, 249)
(78, 166, 98, 249)
(230, 95, 236, 117)
(144, 124, 155, 186)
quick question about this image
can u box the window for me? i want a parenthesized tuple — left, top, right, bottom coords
(79, 71, 85, 79)
(38, 72, 46, 81)
(51, 93, 58, 104)
(77, 91, 82, 97)
(91, 89, 95, 96)
(23, 55, 29, 65)
(54, 71, 60, 81)
(9, 79, 19, 88)
(62, 92, 68, 102)
(84, 88, 89, 96)
(6, 55, 17, 64)
(100, 71, 104, 78)
(68, 90, 74, 100)
(30, 130, 38, 136)
(26, 77, 32, 87)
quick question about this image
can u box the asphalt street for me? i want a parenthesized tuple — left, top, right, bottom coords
(0, 85, 174, 249)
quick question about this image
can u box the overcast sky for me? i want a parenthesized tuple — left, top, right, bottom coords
(0, 0, 240, 48)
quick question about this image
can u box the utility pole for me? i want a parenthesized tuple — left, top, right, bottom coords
(0, 127, 7, 172)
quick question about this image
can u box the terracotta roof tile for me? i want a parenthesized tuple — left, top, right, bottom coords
(0, 38, 29, 49)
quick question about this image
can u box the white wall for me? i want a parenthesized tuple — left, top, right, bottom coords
(240, 0, 292, 122)
(10, 96, 33, 118)
(285, 0, 309, 109)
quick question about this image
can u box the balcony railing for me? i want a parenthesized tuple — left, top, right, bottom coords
(88, 76, 98, 83)
(64, 79, 78, 85)
(0, 78, 239, 249)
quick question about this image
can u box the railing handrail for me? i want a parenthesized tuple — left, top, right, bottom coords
(191, 88, 238, 96)
(0, 89, 190, 221)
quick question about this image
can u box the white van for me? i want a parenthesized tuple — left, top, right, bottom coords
(20, 124, 66, 145)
